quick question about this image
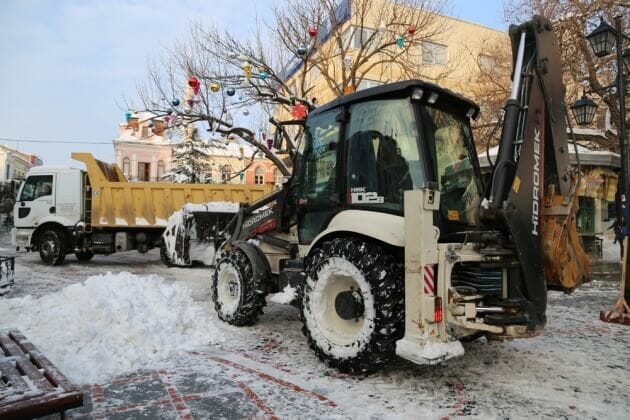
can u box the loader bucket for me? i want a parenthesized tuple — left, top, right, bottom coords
(542, 191, 590, 292)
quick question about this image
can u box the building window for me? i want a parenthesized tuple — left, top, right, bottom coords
(422, 41, 447, 65)
(221, 165, 232, 183)
(273, 168, 283, 188)
(343, 26, 377, 50)
(141, 126, 149, 138)
(157, 160, 165, 179)
(479, 54, 496, 72)
(357, 79, 382, 91)
(122, 158, 130, 177)
(309, 65, 320, 83)
(137, 162, 150, 182)
(254, 166, 265, 185)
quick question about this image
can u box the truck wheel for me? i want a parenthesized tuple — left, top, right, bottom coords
(39, 230, 66, 266)
(212, 249, 267, 326)
(160, 241, 174, 267)
(75, 251, 94, 262)
(302, 237, 404, 374)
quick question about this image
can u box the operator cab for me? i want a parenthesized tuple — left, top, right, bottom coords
(291, 80, 483, 244)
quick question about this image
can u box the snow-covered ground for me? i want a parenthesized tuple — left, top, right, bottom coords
(0, 232, 629, 418)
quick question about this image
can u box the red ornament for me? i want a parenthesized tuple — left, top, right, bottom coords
(187, 99, 194, 107)
(408, 26, 416, 35)
(192, 85, 200, 95)
(308, 27, 318, 38)
(292, 103, 308, 120)
(188, 76, 199, 88)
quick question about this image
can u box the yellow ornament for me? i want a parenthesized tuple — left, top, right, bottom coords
(243, 63, 252, 80)
(210, 82, 220, 92)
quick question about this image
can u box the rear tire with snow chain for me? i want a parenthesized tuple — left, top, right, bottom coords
(212, 249, 267, 326)
(39, 229, 67, 266)
(301, 237, 404, 374)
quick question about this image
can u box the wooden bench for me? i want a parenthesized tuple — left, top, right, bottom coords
(0, 329, 83, 419)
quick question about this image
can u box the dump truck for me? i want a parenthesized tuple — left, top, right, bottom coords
(12, 152, 272, 265)
(162, 16, 590, 374)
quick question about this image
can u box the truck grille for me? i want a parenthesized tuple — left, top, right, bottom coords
(451, 263, 503, 296)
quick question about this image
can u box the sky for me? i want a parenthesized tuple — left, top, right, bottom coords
(0, 0, 506, 166)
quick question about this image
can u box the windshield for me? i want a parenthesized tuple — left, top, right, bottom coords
(346, 98, 424, 213)
(423, 105, 481, 226)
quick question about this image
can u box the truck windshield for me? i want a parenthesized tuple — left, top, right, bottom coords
(19, 175, 53, 202)
(423, 105, 481, 226)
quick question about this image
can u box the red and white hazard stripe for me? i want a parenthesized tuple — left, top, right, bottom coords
(423, 265, 435, 295)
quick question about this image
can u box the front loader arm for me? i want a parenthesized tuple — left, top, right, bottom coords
(480, 16, 589, 312)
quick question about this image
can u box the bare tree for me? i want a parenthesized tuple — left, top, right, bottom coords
(505, 0, 629, 151)
(134, 0, 455, 169)
(463, 37, 512, 152)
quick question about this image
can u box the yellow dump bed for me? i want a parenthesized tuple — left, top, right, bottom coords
(72, 153, 272, 228)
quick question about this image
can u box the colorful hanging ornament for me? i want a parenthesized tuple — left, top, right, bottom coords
(243, 63, 252, 80)
(148, 119, 154, 128)
(259, 71, 269, 81)
(239, 172, 245, 181)
(226, 87, 236, 96)
(292, 103, 308, 119)
(188, 76, 199, 89)
(407, 26, 416, 35)
(297, 45, 307, 56)
(308, 27, 318, 38)
(396, 35, 405, 49)
(267, 138, 273, 149)
(187, 99, 194, 107)
(243, 109, 250, 116)
(210, 82, 220, 92)
(125, 112, 132, 122)
(171, 99, 180, 106)
(164, 115, 171, 123)
(238, 95, 244, 101)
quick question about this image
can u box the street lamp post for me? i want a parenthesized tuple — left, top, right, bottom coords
(571, 15, 630, 324)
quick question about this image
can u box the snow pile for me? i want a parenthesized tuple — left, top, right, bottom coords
(0, 272, 223, 384)
(269, 284, 297, 304)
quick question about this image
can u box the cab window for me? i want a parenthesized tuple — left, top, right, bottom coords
(19, 175, 53, 202)
(346, 98, 424, 213)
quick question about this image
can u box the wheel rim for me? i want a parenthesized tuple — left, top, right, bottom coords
(216, 265, 241, 316)
(305, 257, 375, 358)
(41, 238, 58, 260)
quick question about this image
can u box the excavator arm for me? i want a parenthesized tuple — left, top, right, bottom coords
(480, 16, 590, 318)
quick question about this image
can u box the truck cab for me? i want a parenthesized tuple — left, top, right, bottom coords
(13, 166, 83, 252)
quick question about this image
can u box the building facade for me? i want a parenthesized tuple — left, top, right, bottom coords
(0, 144, 43, 184)
(113, 113, 279, 186)
(114, 112, 173, 182)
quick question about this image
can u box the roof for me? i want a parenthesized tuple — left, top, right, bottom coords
(29, 165, 78, 172)
(310, 79, 479, 117)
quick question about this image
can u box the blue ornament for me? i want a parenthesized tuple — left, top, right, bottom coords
(125, 112, 132, 122)
(238, 95, 243, 101)
(259, 71, 269, 80)
(172, 99, 180, 106)
(226, 87, 236, 96)
(297, 45, 307, 56)
(396, 35, 404, 49)
(239, 172, 245, 181)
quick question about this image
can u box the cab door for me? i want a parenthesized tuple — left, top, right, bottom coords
(14, 174, 55, 228)
(294, 109, 342, 244)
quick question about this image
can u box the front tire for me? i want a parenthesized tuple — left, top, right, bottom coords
(302, 237, 404, 374)
(39, 230, 66, 266)
(212, 249, 267, 326)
